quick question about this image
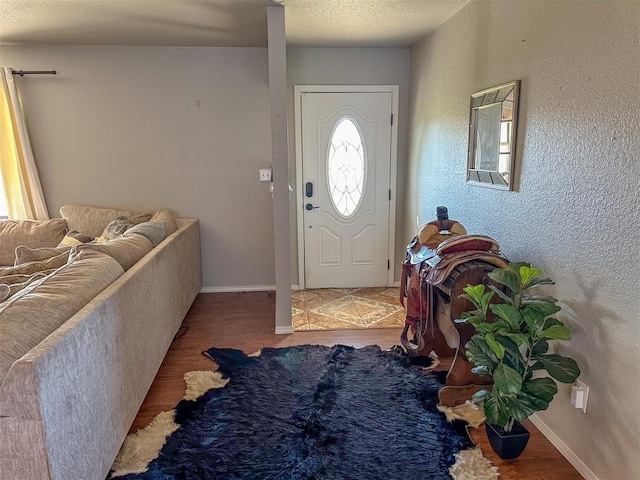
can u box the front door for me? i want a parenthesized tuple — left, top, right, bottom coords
(299, 90, 394, 288)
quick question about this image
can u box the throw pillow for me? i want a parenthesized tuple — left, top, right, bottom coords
(57, 230, 94, 248)
(0, 251, 69, 276)
(124, 221, 167, 247)
(99, 217, 134, 241)
(14, 245, 71, 265)
(150, 209, 178, 235)
(72, 234, 153, 271)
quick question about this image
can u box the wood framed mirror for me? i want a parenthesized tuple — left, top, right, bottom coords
(467, 80, 520, 190)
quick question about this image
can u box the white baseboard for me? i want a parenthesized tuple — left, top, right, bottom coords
(275, 325, 294, 334)
(392, 281, 401, 287)
(291, 284, 301, 290)
(200, 285, 275, 293)
(529, 414, 599, 480)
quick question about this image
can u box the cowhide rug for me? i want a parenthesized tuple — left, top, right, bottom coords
(109, 344, 498, 480)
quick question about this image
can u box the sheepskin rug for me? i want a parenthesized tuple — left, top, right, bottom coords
(109, 344, 494, 479)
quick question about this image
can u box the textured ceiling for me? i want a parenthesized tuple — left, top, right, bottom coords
(0, 0, 469, 47)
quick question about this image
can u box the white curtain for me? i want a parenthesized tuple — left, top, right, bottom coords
(0, 67, 49, 220)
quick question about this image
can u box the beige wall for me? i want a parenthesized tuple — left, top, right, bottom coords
(287, 47, 411, 285)
(407, 1, 640, 478)
(0, 45, 275, 290)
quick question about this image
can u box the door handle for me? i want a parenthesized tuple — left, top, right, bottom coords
(305, 203, 319, 211)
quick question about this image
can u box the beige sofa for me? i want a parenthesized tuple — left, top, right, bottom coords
(0, 206, 202, 480)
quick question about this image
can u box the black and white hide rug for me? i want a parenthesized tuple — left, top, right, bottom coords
(109, 344, 483, 480)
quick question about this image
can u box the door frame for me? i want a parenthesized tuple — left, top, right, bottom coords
(294, 85, 399, 290)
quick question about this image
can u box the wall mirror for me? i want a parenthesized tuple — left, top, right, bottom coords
(467, 80, 520, 190)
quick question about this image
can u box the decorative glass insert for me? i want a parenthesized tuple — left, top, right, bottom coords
(327, 117, 366, 217)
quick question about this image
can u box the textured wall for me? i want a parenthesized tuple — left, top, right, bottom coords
(287, 47, 411, 285)
(407, 1, 640, 478)
(0, 45, 275, 290)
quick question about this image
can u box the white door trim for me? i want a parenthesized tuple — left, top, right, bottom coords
(294, 85, 399, 290)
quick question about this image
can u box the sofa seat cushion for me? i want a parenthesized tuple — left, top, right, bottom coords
(0, 219, 67, 266)
(0, 249, 124, 384)
(60, 205, 152, 238)
(73, 234, 153, 271)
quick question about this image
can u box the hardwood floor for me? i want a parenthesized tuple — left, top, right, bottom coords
(131, 292, 582, 479)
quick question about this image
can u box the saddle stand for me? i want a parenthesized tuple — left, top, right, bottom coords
(400, 206, 508, 388)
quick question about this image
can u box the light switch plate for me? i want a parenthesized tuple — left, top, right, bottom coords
(259, 168, 272, 183)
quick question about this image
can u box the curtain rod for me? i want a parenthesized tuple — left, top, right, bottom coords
(11, 70, 57, 77)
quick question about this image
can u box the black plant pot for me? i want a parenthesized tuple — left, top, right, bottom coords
(486, 421, 530, 459)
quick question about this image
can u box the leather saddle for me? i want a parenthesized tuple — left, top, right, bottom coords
(399, 212, 508, 386)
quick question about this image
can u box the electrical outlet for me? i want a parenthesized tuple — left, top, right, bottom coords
(259, 168, 272, 183)
(571, 379, 589, 413)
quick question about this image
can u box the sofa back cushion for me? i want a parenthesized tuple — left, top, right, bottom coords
(0, 249, 124, 384)
(0, 219, 67, 266)
(73, 234, 153, 271)
(60, 205, 151, 238)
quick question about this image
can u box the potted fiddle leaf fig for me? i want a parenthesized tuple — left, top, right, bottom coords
(457, 262, 580, 459)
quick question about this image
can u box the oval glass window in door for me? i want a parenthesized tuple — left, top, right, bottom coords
(327, 117, 367, 217)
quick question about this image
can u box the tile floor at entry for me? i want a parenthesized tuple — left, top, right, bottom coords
(292, 287, 406, 331)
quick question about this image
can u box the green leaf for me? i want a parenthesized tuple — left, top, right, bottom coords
(542, 317, 563, 330)
(525, 277, 555, 289)
(539, 325, 572, 341)
(475, 322, 498, 334)
(519, 266, 544, 288)
(488, 285, 515, 305)
(538, 354, 581, 383)
(503, 352, 526, 376)
(488, 268, 518, 293)
(530, 339, 549, 356)
(482, 391, 510, 427)
(508, 262, 530, 283)
(518, 378, 558, 413)
(480, 291, 495, 315)
(530, 361, 545, 371)
(516, 390, 550, 414)
(522, 377, 558, 402)
(495, 335, 524, 360)
(521, 295, 562, 316)
(471, 388, 490, 405)
(489, 304, 522, 330)
(462, 284, 486, 307)
(502, 333, 530, 348)
(485, 333, 505, 360)
(465, 336, 498, 369)
(493, 364, 522, 395)
(505, 393, 536, 421)
(522, 306, 546, 333)
(471, 366, 491, 376)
